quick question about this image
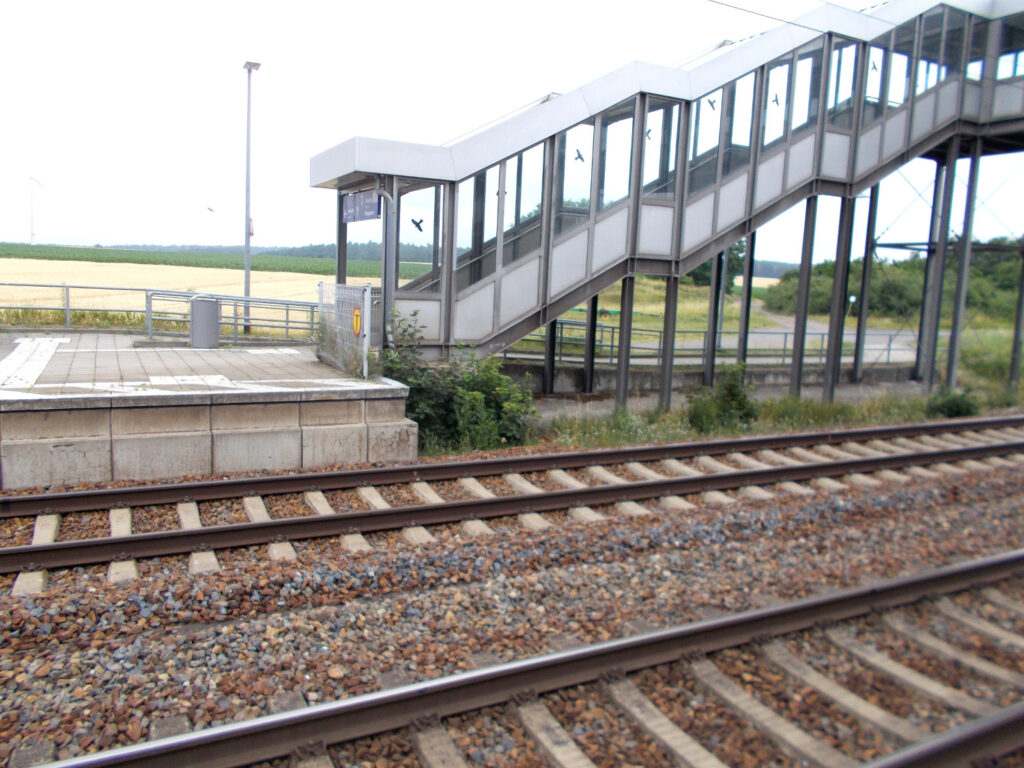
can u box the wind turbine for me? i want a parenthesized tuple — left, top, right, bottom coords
(28, 177, 46, 245)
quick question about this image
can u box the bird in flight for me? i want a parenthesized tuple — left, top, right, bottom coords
(707, 97, 717, 110)
(411, 218, 424, 232)
(772, 93, 780, 106)
(575, 149, 585, 163)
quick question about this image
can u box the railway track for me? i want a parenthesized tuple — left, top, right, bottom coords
(3, 416, 1024, 592)
(22, 550, 1024, 768)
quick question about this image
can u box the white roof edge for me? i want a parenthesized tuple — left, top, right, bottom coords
(311, 0, 1024, 188)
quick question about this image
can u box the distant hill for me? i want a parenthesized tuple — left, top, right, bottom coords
(753, 260, 797, 279)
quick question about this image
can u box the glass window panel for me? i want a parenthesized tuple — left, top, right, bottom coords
(456, 178, 474, 257)
(344, 216, 383, 283)
(997, 13, 1024, 80)
(943, 9, 967, 79)
(828, 41, 857, 128)
(455, 170, 498, 292)
(398, 183, 442, 292)
(503, 144, 545, 266)
(917, 10, 943, 94)
(555, 120, 594, 236)
(598, 104, 634, 210)
(763, 62, 789, 146)
(643, 99, 679, 199)
(483, 165, 499, 242)
(967, 20, 988, 81)
(723, 72, 755, 177)
(863, 45, 886, 126)
(688, 89, 722, 195)
(889, 21, 915, 108)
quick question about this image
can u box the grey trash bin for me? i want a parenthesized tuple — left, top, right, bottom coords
(190, 296, 220, 348)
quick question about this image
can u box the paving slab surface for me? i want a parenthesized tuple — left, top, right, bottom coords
(0, 331, 388, 400)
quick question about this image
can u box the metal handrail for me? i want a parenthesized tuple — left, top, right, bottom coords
(0, 281, 319, 342)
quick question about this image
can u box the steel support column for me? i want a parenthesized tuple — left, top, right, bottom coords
(946, 139, 982, 390)
(1011, 250, 1024, 388)
(853, 185, 879, 383)
(790, 197, 818, 398)
(823, 196, 856, 403)
(736, 233, 756, 369)
(336, 191, 347, 285)
(542, 320, 557, 395)
(659, 276, 679, 410)
(582, 294, 599, 394)
(919, 142, 959, 391)
(615, 276, 635, 408)
(916, 160, 947, 379)
(703, 251, 725, 388)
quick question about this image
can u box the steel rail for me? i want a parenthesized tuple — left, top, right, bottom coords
(2, 414, 1022, 518)
(2, 439, 1022, 574)
(859, 700, 1024, 767)
(35, 549, 1024, 768)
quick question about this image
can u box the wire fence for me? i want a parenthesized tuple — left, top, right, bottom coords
(504, 318, 916, 368)
(0, 282, 318, 342)
(317, 283, 382, 377)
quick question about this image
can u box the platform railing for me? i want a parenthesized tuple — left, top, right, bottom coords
(503, 318, 914, 367)
(0, 282, 319, 342)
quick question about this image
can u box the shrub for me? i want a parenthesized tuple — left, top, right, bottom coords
(381, 313, 536, 452)
(685, 366, 760, 433)
(925, 387, 979, 418)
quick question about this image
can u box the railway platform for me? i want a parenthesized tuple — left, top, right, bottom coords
(0, 331, 417, 489)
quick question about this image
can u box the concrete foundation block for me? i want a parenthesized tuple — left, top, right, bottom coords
(211, 402, 299, 431)
(301, 424, 367, 469)
(213, 428, 302, 473)
(365, 397, 407, 423)
(2, 437, 112, 488)
(1, 408, 109, 440)
(300, 399, 363, 426)
(111, 405, 209, 435)
(112, 432, 212, 481)
(8, 739, 55, 768)
(367, 420, 417, 464)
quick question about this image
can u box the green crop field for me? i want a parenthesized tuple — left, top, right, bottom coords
(0, 242, 432, 280)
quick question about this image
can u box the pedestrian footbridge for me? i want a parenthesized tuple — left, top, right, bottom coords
(311, 0, 1024, 402)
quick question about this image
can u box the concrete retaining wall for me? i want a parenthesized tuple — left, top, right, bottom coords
(0, 384, 417, 490)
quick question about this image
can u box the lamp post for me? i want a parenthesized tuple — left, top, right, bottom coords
(243, 61, 260, 332)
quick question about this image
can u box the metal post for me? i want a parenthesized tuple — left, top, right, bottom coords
(823, 196, 856, 403)
(1011, 249, 1024, 388)
(64, 285, 71, 327)
(582, 294, 598, 394)
(146, 292, 153, 339)
(362, 284, 371, 379)
(947, 138, 982, 390)
(615, 276, 635, 408)
(736, 233, 756, 368)
(378, 181, 398, 348)
(243, 61, 260, 334)
(790, 197, 817, 398)
(920, 142, 958, 390)
(659, 276, 679, 410)
(853, 185, 879, 383)
(543, 319, 557, 394)
(916, 160, 946, 378)
(336, 190, 347, 285)
(703, 251, 725, 387)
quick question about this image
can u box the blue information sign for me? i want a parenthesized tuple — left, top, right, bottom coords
(342, 190, 381, 223)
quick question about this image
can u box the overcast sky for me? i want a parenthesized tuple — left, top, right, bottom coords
(2, 0, 1022, 259)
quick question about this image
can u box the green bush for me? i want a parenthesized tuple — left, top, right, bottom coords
(685, 366, 760, 434)
(925, 387, 979, 418)
(381, 313, 536, 452)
